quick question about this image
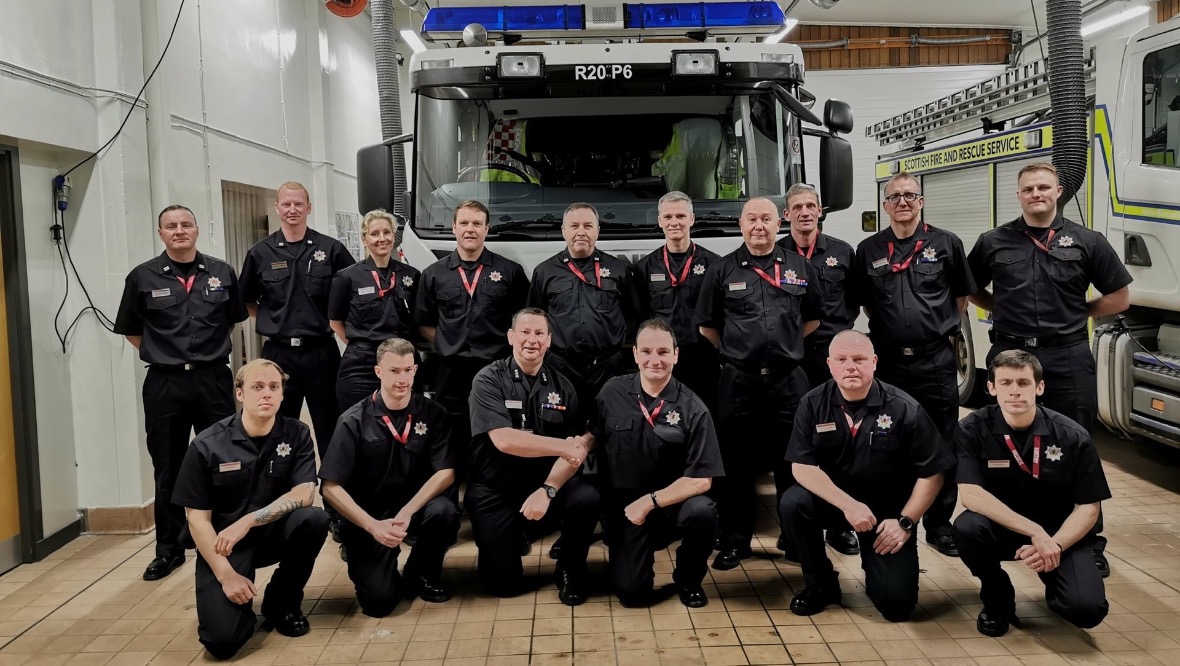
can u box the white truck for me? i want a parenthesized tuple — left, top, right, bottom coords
(868, 18, 1180, 448)
(356, 1, 854, 276)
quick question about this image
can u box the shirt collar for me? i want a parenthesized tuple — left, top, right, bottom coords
(736, 244, 786, 267)
(368, 391, 421, 420)
(508, 356, 552, 386)
(987, 405, 1050, 437)
(229, 413, 283, 451)
(1013, 214, 1066, 234)
(560, 249, 602, 265)
(781, 232, 828, 255)
(629, 373, 682, 403)
(268, 227, 321, 249)
(829, 379, 885, 409)
(446, 249, 493, 269)
(156, 251, 209, 276)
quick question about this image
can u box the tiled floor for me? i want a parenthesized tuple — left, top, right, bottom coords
(3, 430, 1180, 665)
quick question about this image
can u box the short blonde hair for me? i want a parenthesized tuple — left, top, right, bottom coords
(277, 182, 311, 202)
(376, 338, 417, 363)
(1017, 162, 1058, 183)
(360, 210, 398, 257)
(235, 359, 288, 390)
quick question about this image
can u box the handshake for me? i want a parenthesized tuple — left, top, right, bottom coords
(561, 435, 591, 468)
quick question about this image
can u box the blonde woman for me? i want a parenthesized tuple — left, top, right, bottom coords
(329, 210, 421, 410)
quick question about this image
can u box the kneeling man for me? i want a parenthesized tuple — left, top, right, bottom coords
(174, 359, 329, 660)
(955, 350, 1110, 636)
(588, 319, 723, 608)
(779, 330, 953, 620)
(321, 338, 459, 616)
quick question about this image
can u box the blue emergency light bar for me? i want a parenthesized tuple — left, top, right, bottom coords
(422, 5, 585, 33)
(624, 2, 784, 29)
(421, 2, 784, 37)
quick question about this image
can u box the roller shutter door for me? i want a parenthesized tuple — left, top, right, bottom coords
(920, 167, 992, 252)
(996, 157, 1089, 228)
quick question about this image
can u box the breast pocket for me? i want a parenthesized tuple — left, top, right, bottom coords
(261, 269, 291, 301)
(723, 285, 756, 318)
(211, 464, 252, 513)
(868, 431, 906, 473)
(595, 280, 621, 313)
(819, 266, 846, 302)
(913, 261, 946, 297)
(260, 458, 295, 498)
(1047, 247, 1085, 283)
(866, 264, 892, 301)
(648, 281, 675, 314)
(778, 283, 806, 317)
(992, 250, 1028, 291)
(546, 278, 578, 315)
(145, 292, 180, 317)
(536, 406, 568, 435)
(351, 289, 385, 326)
(306, 263, 333, 297)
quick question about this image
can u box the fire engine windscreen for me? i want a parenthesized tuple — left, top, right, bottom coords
(411, 92, 805, 240)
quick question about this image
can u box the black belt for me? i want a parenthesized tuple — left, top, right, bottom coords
(880, 338, 950, 357)
(726, 360, 798, 377)
(148, 359, 228, 373)
(267, 335, 336, 348)
(989, 330, 1088, 349)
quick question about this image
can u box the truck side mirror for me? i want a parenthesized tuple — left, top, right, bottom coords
(824, 99, 853, 135)
(357, 135, 413, 215)
(819, 135, 854, 213)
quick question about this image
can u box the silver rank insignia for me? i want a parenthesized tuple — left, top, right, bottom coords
(489, 271, 502, 282)
(276, 443, 291, 457)
(665, 411, 681, 426)
(313, 250, 326, 262)
(693, 263, 706, 275)
(547, 392, 562, 405)
(825, 256, 838, 267)
(922, 247, 937, 261)
(1045, 445, 1063, 462)
(876, 414, 893, 431)
(599, 267, 611, 278)
(414, 422, 428, 436)
(402, 276, 414, 287)
(1058, 236, 1075, 248)
(207, 276, 222, 289)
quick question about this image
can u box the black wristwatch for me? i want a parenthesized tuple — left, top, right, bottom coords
(897, 515, 915, 532)
(541, 484, 558, 499)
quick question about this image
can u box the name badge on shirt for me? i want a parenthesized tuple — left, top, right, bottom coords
(727, 282, 747, 292)
(150, 288, 171, 298)
(871, 258, 889, 269)
(650, 273, 667, 282)
(219, 461, 242, 472)
(504, 400, 524, 409)
(357, 286, 376, 295)
(987, 460, 1010, 469)
(815, 422, 837, 433)
(270, 261, 288, 271)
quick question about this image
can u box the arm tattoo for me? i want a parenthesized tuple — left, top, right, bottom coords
(252, 483, 315, 525)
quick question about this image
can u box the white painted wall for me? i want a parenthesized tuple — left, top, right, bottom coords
(801, 65, 1009, 248)
(0, 0, 396, 543)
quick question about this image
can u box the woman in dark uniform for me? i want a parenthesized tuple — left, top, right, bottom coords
(329, 210, 420, 411)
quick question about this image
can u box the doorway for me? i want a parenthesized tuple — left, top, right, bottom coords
(221, 181, 276, 374)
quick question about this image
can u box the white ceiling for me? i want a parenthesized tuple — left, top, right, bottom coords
(787, 0, 1041, 29)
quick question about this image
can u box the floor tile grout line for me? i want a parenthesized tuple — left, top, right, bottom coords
(0, 537, 155, 649)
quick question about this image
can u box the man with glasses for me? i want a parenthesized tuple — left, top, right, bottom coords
(850, 173, 975, 558)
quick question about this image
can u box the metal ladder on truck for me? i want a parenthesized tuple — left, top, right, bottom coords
(865, 50, 1096, 150)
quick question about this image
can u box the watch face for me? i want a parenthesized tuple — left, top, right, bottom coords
(545, 486, 557, 499)
(898, 517, 914, 531)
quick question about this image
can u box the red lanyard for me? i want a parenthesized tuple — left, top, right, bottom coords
(662, 245, 695, 287)
(840, 407, 865, 437)
(1003, 434, 1041, 479)
(458, 264, 483, 297)
(567, 259, 602, 288)
(370, 270, 396, 297)
(886, 224, 928, 273)
(750, 262, 781, 289)
(638, 397, 665, 428)
(382, 414, 413, 445)
(797, 243, 815, 260)
(177, 275, 196, 294)
(1025, 229, 1056, 253)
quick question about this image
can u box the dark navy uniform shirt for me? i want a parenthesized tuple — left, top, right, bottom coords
(693, 244, 823, 372)
(527, 250, 638, 358)
(589, 374, 724, 502)
(468, 357, 581, 494)
(778, 233, 856, 343)
(786, 379, 955, 518)
(956, 405, 1111, 533)
(239, 228, 355, 338)
(319, 392, 452, 518)
(173, 414, 318, 534)
(632, 243, 721, 348)
(114, 252, 248, 366)
(328, 257, 420, 344)
(967, 216, 1133, 338)
(416, 249, 529, 360)
(851, 224, 976, 345)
